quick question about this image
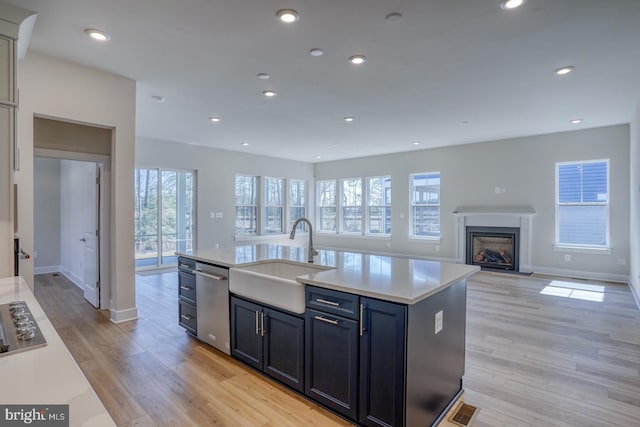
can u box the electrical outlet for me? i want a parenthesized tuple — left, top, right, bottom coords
(564, 254, 571, 262)
(210, 212, 215, 219)
(435, 245, 440, 252)
(435, 310, 443, 334)
(208, 334, 216, 342)
(215, 212, 223, 218)
(33, 251, 38, 259)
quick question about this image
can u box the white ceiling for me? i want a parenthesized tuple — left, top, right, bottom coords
(7, 0, 640, 163)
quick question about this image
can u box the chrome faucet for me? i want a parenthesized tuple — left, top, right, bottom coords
(289, 217, 318, 263)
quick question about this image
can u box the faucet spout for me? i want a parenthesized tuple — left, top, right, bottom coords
(289, 217, 318, 263)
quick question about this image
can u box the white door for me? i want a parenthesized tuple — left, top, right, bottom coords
(82, 164, 100, 307)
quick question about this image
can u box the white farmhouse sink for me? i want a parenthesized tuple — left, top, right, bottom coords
(229, 261, 333, 314)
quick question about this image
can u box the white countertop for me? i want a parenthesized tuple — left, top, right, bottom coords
(178, 244, 479, 304)
(0, 276, 116, 427)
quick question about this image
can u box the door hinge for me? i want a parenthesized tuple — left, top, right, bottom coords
(96, 281, 100, 289)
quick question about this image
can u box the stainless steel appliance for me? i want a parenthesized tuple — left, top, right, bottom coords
(0, 301, 47, 357)
(194, 262, 230, 355)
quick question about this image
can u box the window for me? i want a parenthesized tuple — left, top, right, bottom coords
(342, 178, 363, 233)
(235, 175, 258, 235)
(317, 180, 337, 232)
(556, 160, 609, 248)
(410, 172, 440, 238)
(264, 177, 284, 234)
(367, 176, 391, 235)
(135, 168, 195, 269)
(288, 179, 307, 230)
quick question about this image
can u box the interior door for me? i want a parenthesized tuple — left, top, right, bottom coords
(83, 164, 100, 307)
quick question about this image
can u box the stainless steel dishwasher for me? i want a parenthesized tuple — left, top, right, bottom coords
(194, 262, 230, 355)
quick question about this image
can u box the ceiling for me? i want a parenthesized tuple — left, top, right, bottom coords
(7, 0, 640, 163)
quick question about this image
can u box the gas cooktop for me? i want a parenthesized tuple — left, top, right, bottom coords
(0, 301, 47, 357)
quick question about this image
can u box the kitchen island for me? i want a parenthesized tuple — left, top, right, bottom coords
(0, 276, 115, 426)
(177, 244, 479, 426)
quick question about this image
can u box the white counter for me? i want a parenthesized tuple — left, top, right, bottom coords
(0, 276, 115, 427)
(178, 244, 479, 304)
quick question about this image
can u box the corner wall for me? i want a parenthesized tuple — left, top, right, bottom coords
(16, 52, 136, 322)
(630, 101, 640, 304)
(135, 137, 315, 250)
(33, 157, 61, 272)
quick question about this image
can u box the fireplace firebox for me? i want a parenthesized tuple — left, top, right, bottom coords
(466, 226, 519, 272)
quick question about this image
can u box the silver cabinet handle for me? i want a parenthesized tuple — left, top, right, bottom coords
(180, 314, 192, 321)
(180, 286, 192, 291)
(359, 303, 365, 336)
(316, 298, 340, 307)
(255, 311, 260, 335)
(315, 316, 339, 325)
(195, 270, 227, 281)
(260, 312, 266, 336)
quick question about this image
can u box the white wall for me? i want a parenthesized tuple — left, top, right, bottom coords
(630, 101, 640, 303)
(314, 125, 630, 282)
(135, 137, 315, 249)
(33, 157, 60, 272)
(16, 52, 137, 322)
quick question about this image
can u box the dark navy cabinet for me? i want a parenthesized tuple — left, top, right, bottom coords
(305, 308, 359, 420)
(177, 256, 197, 335)
(359, 297, 407, 427)
(230, 296, 304, 392)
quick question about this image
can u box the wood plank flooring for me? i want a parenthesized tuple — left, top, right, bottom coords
(33, 271, 640, 426)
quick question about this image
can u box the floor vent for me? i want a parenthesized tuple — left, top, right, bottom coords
(449, 402, 478, 426)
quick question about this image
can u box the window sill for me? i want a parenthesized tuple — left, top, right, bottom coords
(235, 233, 293, 242)
(553, 245, 611, 255)
(408, 236, 441, 243)
(316, 233, 391, 240)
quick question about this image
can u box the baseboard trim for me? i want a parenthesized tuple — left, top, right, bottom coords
(629, 275, 640, 311)
(34, 265, 61, 275)
(110, 308, 138, 324)
(60, 267, 83, 290)
(532, 266, 629, 284)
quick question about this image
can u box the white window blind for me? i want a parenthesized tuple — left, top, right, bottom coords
(556, 160, 609, 248)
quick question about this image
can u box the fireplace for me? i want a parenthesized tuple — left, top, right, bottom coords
(466, 226, 519, 272)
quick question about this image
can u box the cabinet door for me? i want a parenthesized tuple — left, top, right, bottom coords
(263, 308, 304, 392)
(0, 36, 14, 104)
(359, 298, 407, 427)
(178, 271, 196, 304)
(230, 296, 262, 369)
(305, 308, 359, 420)
(178, 300, 197, 335)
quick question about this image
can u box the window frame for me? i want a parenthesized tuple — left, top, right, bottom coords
(263, 176, 285, 235)
(409, 172, 441, 240)
(287, 178, 307, 231)
(340, 177, 364, 234)
(316, 179, 337, 233)
(234, 174, 259, 236)
(554, 159, 610, 251)
(366, 175, 392, 236)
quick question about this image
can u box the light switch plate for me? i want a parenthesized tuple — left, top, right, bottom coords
(435, 310, 443, 334)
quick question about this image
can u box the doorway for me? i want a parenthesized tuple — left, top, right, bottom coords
(34, 154, 109, 308)
(134, 168, 196, 270)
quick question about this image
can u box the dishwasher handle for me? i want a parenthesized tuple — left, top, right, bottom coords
(194, 269, 227, 281)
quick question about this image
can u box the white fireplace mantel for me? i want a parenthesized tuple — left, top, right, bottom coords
(453, 206, 536, 273)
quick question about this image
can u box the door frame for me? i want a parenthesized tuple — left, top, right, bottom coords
(34, 148, 111, 309)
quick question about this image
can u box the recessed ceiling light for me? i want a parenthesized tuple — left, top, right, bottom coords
(276, 9, 299, 23)
(84, 28, 110, 42)
(570, 119, 583, 124)
(257, 73, 270, 80)
(500, 0, 525, 10)
(315, 155, 321, 159)
(344, 117, 354, 122)
(348, 55, 367, 65)
(385, 13, 403, 23)
(309, 48, 324, 57)
(209, 117, 221, 122)
(151, 95, 165, 103)
(412, 141, 421, 146)
(262, 90, 277, 97)
(241, 142, 249, 146)
(460, 121, 470, 125)
(554, 66, 575, 76)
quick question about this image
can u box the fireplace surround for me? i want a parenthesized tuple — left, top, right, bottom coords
(454, 207, 535, 273)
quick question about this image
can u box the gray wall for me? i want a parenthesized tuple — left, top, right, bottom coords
(34, 157, 61, 271)
(314, 125, 630, 281)
(630, 102, 640, 300)
(135, 137, 315, 250)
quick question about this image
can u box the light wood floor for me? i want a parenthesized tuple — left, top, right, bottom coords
(33, 272, 640, 427)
